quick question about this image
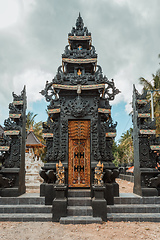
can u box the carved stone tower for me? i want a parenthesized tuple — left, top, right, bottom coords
(40, 14, 119, 194)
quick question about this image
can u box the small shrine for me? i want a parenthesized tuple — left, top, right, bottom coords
(25, 128, 45, 190)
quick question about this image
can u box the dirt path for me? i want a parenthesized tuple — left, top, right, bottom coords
(0, 221, 160, 240)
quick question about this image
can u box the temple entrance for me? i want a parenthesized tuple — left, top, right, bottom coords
(68, 120, 90, 187)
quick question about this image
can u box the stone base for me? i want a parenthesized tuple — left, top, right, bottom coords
(52, 198, 67, 222)
(52, 185, 67, 222)
(92, 198, 107, 221)
(133, 187, 158, 197)
(104, 183, 114, 205)
(45, 184, 55, 205)
(91, 185, 107, 221)
(113, 182, 119, 197)
(0, 187, 25, 197)
(40, 183, 46, 197)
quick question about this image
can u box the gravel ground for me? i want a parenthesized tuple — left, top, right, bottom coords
(1, 179, 160, 240)
(0, 221, 160, 240)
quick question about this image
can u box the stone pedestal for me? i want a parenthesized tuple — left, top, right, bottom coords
(92, 185, 107, 221)
(40, 183, 46, 197)
(45, 184, 56, 205)
(113, 182, 119, 197)
(104, 183, 114, 205)
(133, 169, 159, 197)
(52, 185, 67, 222)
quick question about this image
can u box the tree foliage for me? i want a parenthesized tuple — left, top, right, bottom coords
(113, 128, 133, 166)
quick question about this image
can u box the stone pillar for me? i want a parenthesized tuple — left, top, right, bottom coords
(52, 185, 67, 222)
(104, 183, 114, 205)
(92, 185, 107, 221)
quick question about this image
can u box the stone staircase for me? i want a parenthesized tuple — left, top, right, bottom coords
(60, 189, 102, 224)
(1, 192, 160, 222)
(0, 193, 52, 221)
(107, 193, 160, 222)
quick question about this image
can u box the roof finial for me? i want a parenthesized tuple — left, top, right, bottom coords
(76, 13, 84, 30)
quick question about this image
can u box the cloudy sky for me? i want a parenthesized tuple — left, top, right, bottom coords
(0, 0, 160, 141)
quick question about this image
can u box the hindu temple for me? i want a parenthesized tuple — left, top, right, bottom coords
(39, 14, 120, 222)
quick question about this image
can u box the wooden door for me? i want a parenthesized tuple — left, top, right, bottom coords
(68, 120, 90, 187)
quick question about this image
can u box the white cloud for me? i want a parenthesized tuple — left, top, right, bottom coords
(13, 69, 53, 106)
(0, 0, 160, 122)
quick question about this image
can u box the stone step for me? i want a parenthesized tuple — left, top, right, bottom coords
(0, 197, 45, 205)
(68, 197, 91, 206)
(107, 204, 160, 213)
(0, 213, 52, 222)
(60, 216, 102, 224)
(0, 205, 52, 214)
(114, 196, 160, 205)
(68, 189, 91, 198)
(67, 206, 92, 216)
(107, 213, 160, 222)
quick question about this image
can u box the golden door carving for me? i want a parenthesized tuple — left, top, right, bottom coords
(68, 120, 90, 187)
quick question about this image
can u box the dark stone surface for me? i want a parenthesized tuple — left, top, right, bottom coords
(132, 85, 160, 197)
(52, 185, 67, 221)
(92, 185, 107, 221)
(92, 199, 107, 221)
(0, 87, 27, 197)
(40, 183, 46, 197)
(104, 183, 114, 205)
(45, 184, 55, 205)
(141, 188, 158, 197)
(113, 182, 119, 197)
(52, 199, 67, 222)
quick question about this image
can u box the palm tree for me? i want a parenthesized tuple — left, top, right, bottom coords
(118, 128, 133, 165)
(139, 69, 160, 134)
(26, 111, 37, 132)
(26, 111, 44, 142)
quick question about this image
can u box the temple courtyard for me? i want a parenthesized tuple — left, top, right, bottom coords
(0, 179, 160, 240)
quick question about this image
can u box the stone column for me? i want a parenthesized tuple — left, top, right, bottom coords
(92, 184, 107, 221)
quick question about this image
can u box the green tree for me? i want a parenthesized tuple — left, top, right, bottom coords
(113, 128, 133, 166)
(26, 111, 43, 142)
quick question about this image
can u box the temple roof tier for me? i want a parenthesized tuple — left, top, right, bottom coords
(26, 129, 45, 148)
(68, 13, 91, 37)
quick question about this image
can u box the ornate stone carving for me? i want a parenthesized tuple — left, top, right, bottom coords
(68, 13, 91, 37)
(103, 169, 119, 183)
(94, 161, 104, 185)
(63, 95, 90, 117)
(39, 169, 56, 184)
(0, 174, 15, 188)
(56, 161, 65, 185)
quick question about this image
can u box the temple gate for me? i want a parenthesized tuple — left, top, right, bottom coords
(39, 14, 120, 221)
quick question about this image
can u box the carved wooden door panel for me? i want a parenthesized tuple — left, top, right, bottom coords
(68, 120, 90, 187)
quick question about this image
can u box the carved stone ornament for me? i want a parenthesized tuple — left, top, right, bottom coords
(56, 160, 65, 185)
(94, 161, 104, 185)
(0, 174, 15, 188)
(63, 95, 90, 117)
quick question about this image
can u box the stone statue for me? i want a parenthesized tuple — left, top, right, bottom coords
(56, 160, 65, 185)
(94, 161, 104, 185)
